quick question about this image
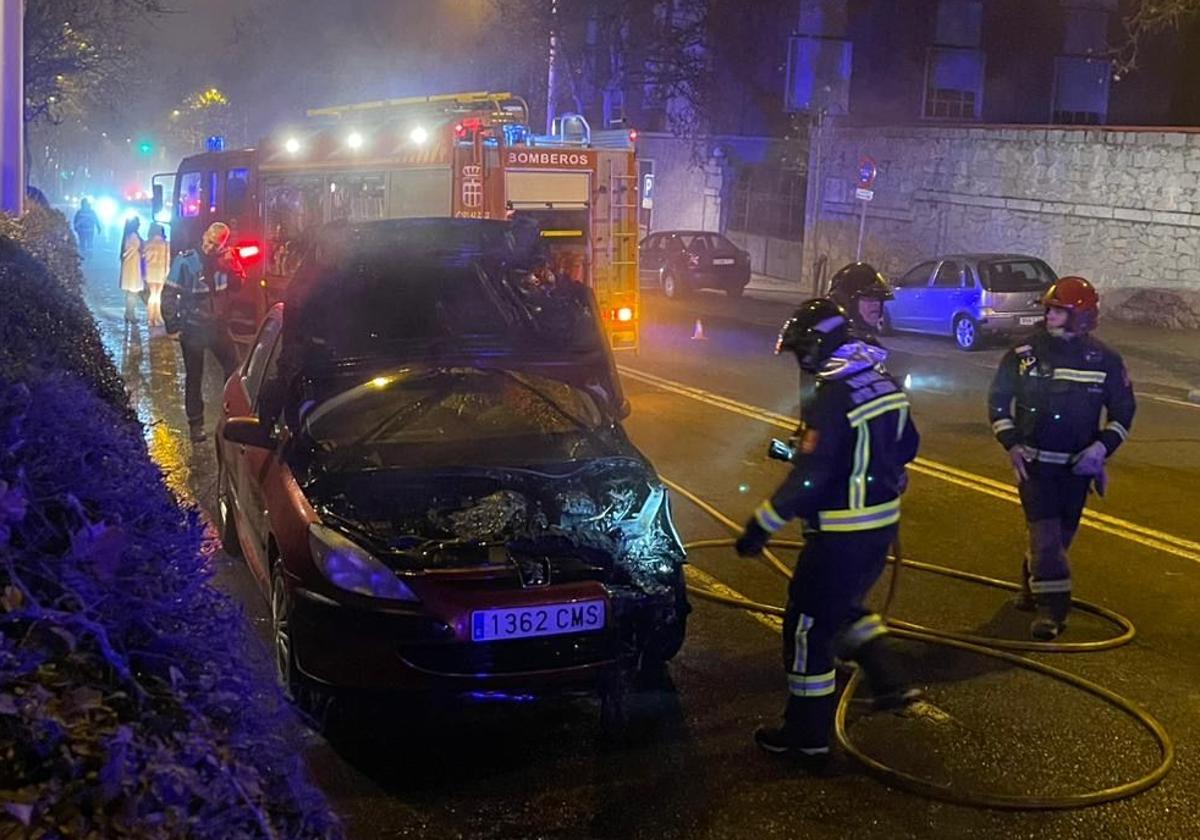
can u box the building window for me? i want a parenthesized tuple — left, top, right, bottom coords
(923, 47, 984, 120)
(729, 165, 806, 241)
(785, 36, 852, 115)
(935, 0, 983, 48)
(926, 87, 977, 119)
(1052, 56, 1110, 125)
(604, 87, 626, 128)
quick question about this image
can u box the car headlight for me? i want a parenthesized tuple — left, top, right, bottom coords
(308, 523, 419, 602)
(612, 484, 685, 574)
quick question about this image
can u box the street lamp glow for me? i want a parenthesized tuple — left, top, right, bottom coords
(346, 131, 364, 150)
(409, 125, 429, 145)
(284, 136, 301, 154)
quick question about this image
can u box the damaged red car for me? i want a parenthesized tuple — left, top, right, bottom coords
(215, 219, 689, 729)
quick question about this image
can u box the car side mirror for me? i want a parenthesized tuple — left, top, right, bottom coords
(222, 417, 276, 449)
(152, 184, 164, 218)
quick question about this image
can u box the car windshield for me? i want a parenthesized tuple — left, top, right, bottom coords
(305, 368, 610, 470)
(978, 259, 1056, 292)
(284, 255, 604, 365)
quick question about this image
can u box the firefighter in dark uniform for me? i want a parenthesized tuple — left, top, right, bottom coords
(827, 262, 895, 343)
(988, 276, 1136, 641)
(737, 298, 921, 765)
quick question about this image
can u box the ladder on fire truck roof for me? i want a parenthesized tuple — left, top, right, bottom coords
(306, 91, 529, 125)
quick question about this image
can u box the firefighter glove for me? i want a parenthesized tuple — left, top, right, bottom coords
(1007, 444, 1031, 483)
(1091, 465, 1109, 498)
(1072, 441, 1107, 477)
(735, 519, 770, 557)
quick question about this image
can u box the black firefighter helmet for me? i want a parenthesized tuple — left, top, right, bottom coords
(828, 262, 894, 331)
(776, 298, 851, 373)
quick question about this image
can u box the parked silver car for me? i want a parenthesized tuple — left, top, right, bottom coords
(884, 254, 1056, 350)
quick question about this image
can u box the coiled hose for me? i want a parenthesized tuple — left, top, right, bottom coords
(663, 477, 1174, 810)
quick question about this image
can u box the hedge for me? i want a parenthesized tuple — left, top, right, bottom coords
(0, 210, 342, 838)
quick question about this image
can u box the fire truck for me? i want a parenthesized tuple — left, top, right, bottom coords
(152, 91, 641, 351)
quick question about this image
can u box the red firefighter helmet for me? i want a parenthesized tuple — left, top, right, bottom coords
(1042, 275, 1099, 333)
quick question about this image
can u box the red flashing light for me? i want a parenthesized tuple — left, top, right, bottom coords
(628, 129, 639, 143)
(613, 306, 635, 323)
(454, 122, 465, 138)
(235, 241, 263, 262)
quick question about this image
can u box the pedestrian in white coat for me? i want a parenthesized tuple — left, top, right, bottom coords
(119, 217, 145, 323)
(143, 223, 169, 331)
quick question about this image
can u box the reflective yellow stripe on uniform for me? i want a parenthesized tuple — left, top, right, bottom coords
(1026, 447, 1072, 465)
(1106, 420, 1130, 441)
(849, 425, 869, 509)
(991, 418, 1016, 434)
(787, 669, 838, 697)
(840, 614, 888, 650)
(755, 500, 788, 533)
(817, 497, 901, 532)
(1029, 578, 1072, 594)
(792, 614, 814, 673)
(846, 392, 910, 427)
(845, 392, 910, 511)
(1052, 368, 1108, 384)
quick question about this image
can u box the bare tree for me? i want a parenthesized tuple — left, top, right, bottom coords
(23, 0, 171, 127)
(1114, 0, 1200, 73)
(494, 0, 711, 138)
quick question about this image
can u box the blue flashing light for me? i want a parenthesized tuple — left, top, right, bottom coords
(205, 135, 225, 153)
(503, 124, 530, 146)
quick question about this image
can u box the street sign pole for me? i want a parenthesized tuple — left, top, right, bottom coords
(854, 156, 877, 263)
(855, 196, 868, 261)
(0, 0, 24, 214)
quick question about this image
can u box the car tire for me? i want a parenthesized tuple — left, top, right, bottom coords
(954, 315, 982, 351)
(598, 666, 631, 743)
(271, 562, 346, 735)
(216, 461, 242, 559)
(725, 283, 746, 299)
(661, 270, 685, 299)
(640, 566, 690, 666)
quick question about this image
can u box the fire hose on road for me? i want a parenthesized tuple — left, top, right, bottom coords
(662, 477, 1175, 811)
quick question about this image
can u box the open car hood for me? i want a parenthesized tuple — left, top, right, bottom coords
(311, 458, 684, 594)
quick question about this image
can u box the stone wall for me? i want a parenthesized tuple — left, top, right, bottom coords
(809, 124, 1200, 326)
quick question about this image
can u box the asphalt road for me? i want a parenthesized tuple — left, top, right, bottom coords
(82, 252, 1200, 840)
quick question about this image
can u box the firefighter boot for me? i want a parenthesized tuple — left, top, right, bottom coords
(854, 636, 922, 711)
(1031, 591, 1071, 641)
(755, 694, 837, 771)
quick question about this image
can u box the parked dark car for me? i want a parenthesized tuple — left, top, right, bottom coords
(639, 230, 751, 298)
(885, 254, 1057, 350)
(216, 219, 689, 732)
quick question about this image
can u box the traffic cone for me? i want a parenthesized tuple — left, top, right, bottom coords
(691, 318, 707, 341)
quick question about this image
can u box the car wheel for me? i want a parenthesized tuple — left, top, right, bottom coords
(271, 562, 343, 733)
(725, 283, 745, 299)
(598, 666, 630, 743)
(954, 315, 982, 351)
(216, 461, 242, 559)
(661, 270, 685, 299)
(641, 566, 690, 666)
